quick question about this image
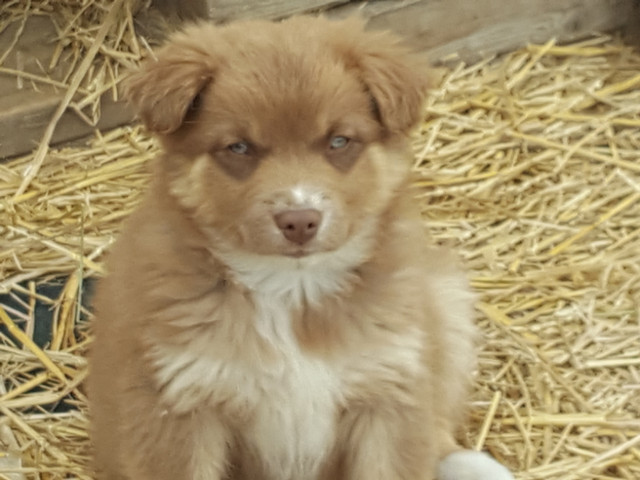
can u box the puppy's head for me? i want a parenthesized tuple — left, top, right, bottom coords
(126, 17, 427, 261)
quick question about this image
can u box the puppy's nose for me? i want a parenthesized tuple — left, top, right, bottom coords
(274, 209, 322, 245)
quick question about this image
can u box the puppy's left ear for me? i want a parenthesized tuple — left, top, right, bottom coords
(336, 20, 429, 133)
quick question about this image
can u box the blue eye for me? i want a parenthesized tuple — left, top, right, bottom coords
(329, 136, 350, 149)
(228, 141, 250, 155)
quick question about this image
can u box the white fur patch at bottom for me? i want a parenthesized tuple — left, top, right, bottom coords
(438, 450, 514, 480)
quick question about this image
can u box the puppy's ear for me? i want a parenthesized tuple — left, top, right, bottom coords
(124, 34, 216, 135)
(335, 19, 429, 133)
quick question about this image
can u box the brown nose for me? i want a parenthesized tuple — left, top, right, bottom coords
(274, 209, 322, 245)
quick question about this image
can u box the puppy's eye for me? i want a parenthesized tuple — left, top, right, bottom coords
(329, 136, 350, 150)
(228, 141, 250, 155)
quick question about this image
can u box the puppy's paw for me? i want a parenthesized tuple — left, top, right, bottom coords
(437, 450, 514, 480)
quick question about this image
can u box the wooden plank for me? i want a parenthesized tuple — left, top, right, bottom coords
(0, 91, 132, 159)
(331, 0, 639, 63)
(153, 0, 349, 21)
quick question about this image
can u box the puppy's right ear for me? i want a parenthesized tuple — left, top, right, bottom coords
(124, 36, 216, 135)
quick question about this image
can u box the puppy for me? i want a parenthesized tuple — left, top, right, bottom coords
(88, 16, 513, 480)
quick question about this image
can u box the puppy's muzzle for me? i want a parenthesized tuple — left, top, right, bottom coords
(274, 209, 322, 245)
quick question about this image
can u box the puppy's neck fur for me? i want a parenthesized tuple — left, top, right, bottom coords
(212, 216, 377, 308)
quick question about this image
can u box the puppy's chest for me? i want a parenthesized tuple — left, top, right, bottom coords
(152, 292, 424, 479)
(152, 296, 341, 480)
(241, 347, 339, 480)
(242, 297, 343, 479)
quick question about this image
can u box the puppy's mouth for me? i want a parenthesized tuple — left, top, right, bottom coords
(282, 247, 313, 258)
(279, 241, 336, 258)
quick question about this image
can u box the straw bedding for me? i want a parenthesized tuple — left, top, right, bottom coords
(1, 2, 639, 479)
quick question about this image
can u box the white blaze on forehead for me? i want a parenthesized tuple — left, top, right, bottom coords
(290, 185, 325, 209)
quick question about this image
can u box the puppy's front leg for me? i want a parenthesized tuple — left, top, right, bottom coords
(117, 406, 231, 480)
(341, 407, 435, 480)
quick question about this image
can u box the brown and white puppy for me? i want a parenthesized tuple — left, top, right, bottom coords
(88, 16, 513, 480)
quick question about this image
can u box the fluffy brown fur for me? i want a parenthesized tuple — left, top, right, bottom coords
(88, 16, 511, 480)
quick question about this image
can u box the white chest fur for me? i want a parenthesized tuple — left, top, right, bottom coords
(151, 292, 340, 480)
(243, 293, 340, 480)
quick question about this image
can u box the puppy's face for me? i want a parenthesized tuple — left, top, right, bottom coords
(126, 17, 427, 259)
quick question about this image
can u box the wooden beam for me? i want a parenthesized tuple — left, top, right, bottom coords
(152, 0, 349, 21)
(331, 0, 639, 63)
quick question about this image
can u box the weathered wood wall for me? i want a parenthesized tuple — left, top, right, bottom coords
(1, 0, 638, 159)
(342, 0, 639, 63)
(153, 0, 350, 21)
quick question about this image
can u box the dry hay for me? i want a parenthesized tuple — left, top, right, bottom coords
(1, 2, 640, 479)
(418, 37, 640, 478)
(0, 0, 149, 197)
